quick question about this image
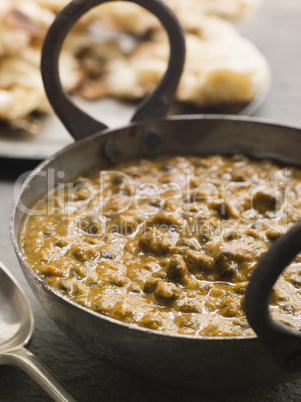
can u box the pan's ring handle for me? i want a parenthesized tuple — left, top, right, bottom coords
(246, 221, 301, 373)
(41, 0, 186, 141)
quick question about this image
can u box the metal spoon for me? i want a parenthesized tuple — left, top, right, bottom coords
(0, 262, 77, 401)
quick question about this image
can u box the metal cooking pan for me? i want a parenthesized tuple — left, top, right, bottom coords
(10, 0, 301, 392)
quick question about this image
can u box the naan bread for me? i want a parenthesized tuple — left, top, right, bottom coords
(79, 15, 269, 107)
(31, 0, 261, 35)
(0, 0, 84, 131)
(78, 0, 261, 36)
(0, 0, 266, 134)
(0, 57, 44, 120)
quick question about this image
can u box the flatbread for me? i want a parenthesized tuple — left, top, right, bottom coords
(79, 0, 261, 36)
(78, 15, 269, 107)
(31, 0, 261, 35)
(0, 0, 266, 133)
(0, 0, 84, 130)
(0, 57, 44, 120)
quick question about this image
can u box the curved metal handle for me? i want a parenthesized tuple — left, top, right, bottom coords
(0, 348, 77, 401)
(245, 221, 301, 373)
(41, 0, 186, 141)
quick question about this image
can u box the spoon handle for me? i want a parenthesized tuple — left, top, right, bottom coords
(0, 348, 77, 402)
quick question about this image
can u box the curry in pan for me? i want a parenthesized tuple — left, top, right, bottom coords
(20, 155, 301, 336)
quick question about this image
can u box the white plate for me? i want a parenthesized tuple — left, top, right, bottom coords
(0, 98, 136, 160)
(0, 81, 270, 161)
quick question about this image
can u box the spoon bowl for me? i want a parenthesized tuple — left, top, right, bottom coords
(0, 262, 32, 353)
(0, 262, 76, 402)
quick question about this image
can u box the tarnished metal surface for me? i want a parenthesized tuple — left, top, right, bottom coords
(10, 116, 301, 391)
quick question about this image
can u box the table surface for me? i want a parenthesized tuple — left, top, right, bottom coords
(1, 0, 301, 401)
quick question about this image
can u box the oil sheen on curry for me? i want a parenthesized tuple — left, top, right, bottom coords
(20, 155, 301, 336)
